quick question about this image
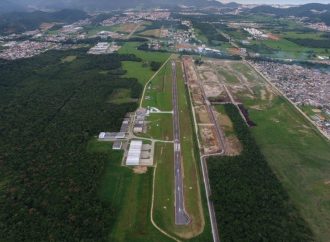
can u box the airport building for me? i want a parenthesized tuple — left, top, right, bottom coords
(126, 140, 143, 166)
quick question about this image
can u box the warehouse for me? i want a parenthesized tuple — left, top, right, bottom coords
(126, 140, 143, 166)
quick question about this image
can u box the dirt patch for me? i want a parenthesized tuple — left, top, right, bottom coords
(250, 105, 263, 111)
(119, 23, 140, 33)
(203, 82, 222, 97)
(312, 109, 322, 113)
(196, 106, 211, 124)
(226, 135, 242, 156)
(216, 111, 233, 130)
(228, 48, 241, 55)
(268, 33, 280, 41)
(260, 89, 267, 100)
(324, 180, 330, 185)
(133, 166, 147, 174)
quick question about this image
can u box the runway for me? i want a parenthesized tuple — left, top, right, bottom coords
(171, 61, 190, 225)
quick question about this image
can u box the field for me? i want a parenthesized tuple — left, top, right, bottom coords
(213, 60, 330, 241)
(142, 113, 173, 141)
(87, 140, 172, 242)
(108, 88, 136, 104)
(142, 61, 173, 111)
(119, 42, 170, 87)
(138, 29, 161, 38)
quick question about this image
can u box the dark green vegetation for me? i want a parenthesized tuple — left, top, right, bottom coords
(0, 9, 88, 34)
(208, 104, 313, 242)
(0, 48, 145, 241)
(193, 22, 228, 46)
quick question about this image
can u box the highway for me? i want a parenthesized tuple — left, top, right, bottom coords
(171, 61, 190, 225)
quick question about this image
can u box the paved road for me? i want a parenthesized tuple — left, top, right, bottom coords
(171, 61, 190, 225)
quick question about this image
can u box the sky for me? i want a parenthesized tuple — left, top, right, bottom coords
(221, 0, 330, 4)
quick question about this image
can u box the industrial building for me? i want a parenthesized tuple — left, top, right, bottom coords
(133, 108, 149, 133)
(112, 141, 123, 150)
(126, 140, 143, 166)
(98, 132, 126, 141)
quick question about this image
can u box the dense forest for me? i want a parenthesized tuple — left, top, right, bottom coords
(207, 104, 313, 241)
(0, 48, 142, 240)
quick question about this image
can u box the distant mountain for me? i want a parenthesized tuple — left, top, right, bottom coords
(4, 0, 239, 11)
(0, 0, 25, 14)
(249, 3, 330, 25)
(0, 9, 88, 34)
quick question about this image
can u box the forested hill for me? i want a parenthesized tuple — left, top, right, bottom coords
(249, 4, 330, 25)
(0, 9, 88, 34)
(3, 0, 239, 11)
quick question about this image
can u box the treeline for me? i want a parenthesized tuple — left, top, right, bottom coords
(0, 48, 143, 240)
(207, 104, 313, 241)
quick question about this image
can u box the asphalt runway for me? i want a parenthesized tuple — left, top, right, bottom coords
(171, 61, 190, 225)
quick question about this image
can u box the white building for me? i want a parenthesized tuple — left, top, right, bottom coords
(126, 140, 143, 166)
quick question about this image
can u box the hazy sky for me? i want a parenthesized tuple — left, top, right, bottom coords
(222, 0, 330, 4)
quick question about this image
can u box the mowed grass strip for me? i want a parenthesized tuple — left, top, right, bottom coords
(142, 62, 173, 111)
(175, 62, 206, 239)
(153, 143, 176, 234)
(89, 139, 172, 242)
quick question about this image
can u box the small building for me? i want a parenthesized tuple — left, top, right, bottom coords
(126, 140, 143, 166)
(112, 141, 123, 150)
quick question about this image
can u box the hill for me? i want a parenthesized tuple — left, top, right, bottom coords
(249, 3, 330, 25)
(0, 9, 88, 34)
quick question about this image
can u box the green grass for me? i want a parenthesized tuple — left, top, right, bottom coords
(108, 88, 136, 104)
(217, 67, 239, 84)
(122, 61, 155, 86)
(153, 142, 176, 234)
(119, 42, 170, 63)
(119, 42, 170, 86)
(142, 62, 173, 111)
(249, 97, 330, 242)
(143, 113, 173, 141)
(87, 138, 172, 242)
(61, 55, 77, 63)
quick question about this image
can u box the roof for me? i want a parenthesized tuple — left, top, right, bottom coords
(126, 140, 143, 166)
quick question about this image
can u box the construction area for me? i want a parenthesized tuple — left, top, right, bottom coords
(183, 56, 223, 155)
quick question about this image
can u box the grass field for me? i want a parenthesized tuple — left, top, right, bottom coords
(138, 29, 161, 38)
(108, 88, 136, 104)
(219, 61, 330, 242)
(119, 42, 170, 86)
(87, 138, 172, 242)
(142, 62, 173, 111)
(143, 113, 173, 141)
(61, 55, 77, 63)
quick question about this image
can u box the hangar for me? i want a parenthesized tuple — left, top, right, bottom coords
(126, 140, 143, 166)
